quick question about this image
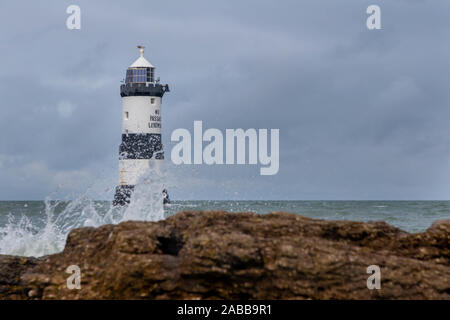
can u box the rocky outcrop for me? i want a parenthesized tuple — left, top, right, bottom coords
(0, 211, 449, 299)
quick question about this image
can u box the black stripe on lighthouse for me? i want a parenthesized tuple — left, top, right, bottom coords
(120, 83, 169, 97)
(119, 133, 163, 159)
(113, 185, 134, 206)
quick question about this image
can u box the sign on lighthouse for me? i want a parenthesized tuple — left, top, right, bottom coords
(113, 46, 170, 206)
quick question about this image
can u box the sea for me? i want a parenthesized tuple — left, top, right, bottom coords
(1, 199, 449, 258)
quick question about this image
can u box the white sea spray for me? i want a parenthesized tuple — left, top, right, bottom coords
(0, 162, 167, 257)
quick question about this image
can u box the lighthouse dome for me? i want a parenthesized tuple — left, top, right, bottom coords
(129, 46, 154, 68)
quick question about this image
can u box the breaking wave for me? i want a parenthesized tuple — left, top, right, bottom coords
(0, 163, 167, 257)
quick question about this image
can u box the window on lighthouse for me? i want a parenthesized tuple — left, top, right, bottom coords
(125, 68, 150, 83)
(147, 67, 154, 82)
(124, 112, 129, 120)
(125, 70, 131, 83)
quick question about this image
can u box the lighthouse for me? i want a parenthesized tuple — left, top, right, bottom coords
(113, 46, 170, 206)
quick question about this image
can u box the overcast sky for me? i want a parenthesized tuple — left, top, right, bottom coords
(1, 0, 450, 200)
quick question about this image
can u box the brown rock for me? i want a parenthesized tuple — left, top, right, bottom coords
(0, 211, 449, 299)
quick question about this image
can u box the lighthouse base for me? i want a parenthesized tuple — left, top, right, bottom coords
(113, 185, 170, 206)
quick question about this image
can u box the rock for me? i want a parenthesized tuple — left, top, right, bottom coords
(0, 211, 449, 299)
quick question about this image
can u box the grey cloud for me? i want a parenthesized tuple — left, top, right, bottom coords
(1, 0, 450, 200)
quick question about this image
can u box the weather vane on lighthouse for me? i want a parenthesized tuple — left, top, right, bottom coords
(113, 45, 170, 206)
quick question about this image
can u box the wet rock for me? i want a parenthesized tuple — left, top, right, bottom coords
(0, 211, 449, 299)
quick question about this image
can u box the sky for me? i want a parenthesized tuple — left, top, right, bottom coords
(1, 0, 450, 200)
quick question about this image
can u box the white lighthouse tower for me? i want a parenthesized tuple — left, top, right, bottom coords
(113, 46, 170, 206)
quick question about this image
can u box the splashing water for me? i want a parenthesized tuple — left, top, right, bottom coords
(0, 163, 167, 257)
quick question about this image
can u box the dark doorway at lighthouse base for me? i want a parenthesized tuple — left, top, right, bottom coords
(113, 185, 170, 206)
